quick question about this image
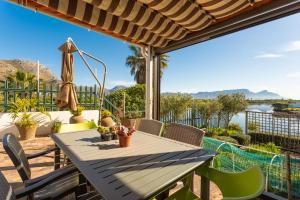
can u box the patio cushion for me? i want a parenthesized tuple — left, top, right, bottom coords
(33, 172, 79, 200)
(58, 121, 98, 133)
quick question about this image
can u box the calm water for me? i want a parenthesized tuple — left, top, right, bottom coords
(231, 104, 274, 131)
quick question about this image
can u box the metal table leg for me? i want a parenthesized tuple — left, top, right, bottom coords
(54, 145, 61, 170)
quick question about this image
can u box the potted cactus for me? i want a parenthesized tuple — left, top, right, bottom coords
(9, 98, 50, 140)
(70, 105, 85, 124)
(101, 109, 115, 127)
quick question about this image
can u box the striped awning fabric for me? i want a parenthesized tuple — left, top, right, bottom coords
(13, 0, 267, 48)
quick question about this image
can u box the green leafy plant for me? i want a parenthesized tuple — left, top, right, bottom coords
(70, 105, 84, 116)
(97, 126, 110, 134)
(215, 136, 239, 144)
(217, 94, 248, 128)
(160, 93, 192, 121)
(248, 142, 280, 154)
(248, 122, 260, 132)
(231, 134, 251, 146)
(227, 123, 243, 134)
(193, 100, 222, 128)
(52, 119, 62, 133)
(126, 110, 142, 119)
(101, 109, 112, 118)
(9, 98, 50, 128)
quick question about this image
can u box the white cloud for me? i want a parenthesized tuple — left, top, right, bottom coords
(255, 53, 283, 59)
(109, 80, 135, 87)
(286, 72, 300, 78)
(284, 40, 300, 52)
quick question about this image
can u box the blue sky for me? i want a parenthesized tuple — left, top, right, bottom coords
(1, 1, 300, 99)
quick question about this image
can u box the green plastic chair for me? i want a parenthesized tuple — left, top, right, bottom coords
(165, 165, 265, 200)
(56, 121, 98, 166)
(58, 121, 98, 133)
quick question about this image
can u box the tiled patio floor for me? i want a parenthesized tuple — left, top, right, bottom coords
(0, 136, 222, 200)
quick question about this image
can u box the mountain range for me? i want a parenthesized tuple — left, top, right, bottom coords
(164, 89, 283, 100)
(0, 59, 57, 81)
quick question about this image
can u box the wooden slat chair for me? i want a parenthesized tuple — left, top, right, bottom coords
(2, 133, 80, 200)
(165, 165, 265, 200)
(0, 170, 103, 200)
(137, 119, 164, 136)
(164, 123, 205, 146)
(163, 123, 205, 195)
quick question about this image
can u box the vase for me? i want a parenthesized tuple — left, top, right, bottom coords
(101, 116, 115, 127)
(69, 115, 85, 124)
(16, 124, 37, 140)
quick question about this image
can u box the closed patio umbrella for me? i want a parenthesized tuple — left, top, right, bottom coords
(56, 41, 78, 111)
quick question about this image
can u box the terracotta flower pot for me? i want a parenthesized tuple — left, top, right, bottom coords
(16, 124, 37, 140)
(70, 115, 85, 124)
(118, 134, 131, 147)
(101, 116, 115, 127)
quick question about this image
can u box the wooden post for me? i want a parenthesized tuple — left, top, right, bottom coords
(145, 46, 154, 119)
(153, 54, 161, 120)
(285, 152, 292, 200)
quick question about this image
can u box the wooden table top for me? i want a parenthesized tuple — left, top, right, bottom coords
(51, 130, 216, 200)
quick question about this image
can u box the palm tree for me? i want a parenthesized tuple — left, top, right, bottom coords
(126, 45, 169, 84)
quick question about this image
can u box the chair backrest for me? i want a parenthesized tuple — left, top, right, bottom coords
(58, 121, 98, 133)
(164, 123, 205, 146)
(137, 119, 164, 136)
(2, 134, 31, 182)
(0, 171, 16, 200)
(197, 165, 265, 200)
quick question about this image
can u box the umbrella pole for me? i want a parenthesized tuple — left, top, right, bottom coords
(66, 38, 107, 126)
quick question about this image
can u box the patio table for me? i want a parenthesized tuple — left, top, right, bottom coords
(51, 130, 216, 200)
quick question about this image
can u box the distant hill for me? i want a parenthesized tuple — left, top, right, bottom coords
(109, 85, 127, 93)
(0, 59, 57, 81)
(164, 89, 283, 100)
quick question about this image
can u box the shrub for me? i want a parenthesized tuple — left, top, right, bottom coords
(206, 127, 227, 137)
(248, 142, 280, 154)
(227, 123, 243, 134)
(231, 134, 251, 146)
(215, 136, 239, 144)
(248, 122, 260, 132)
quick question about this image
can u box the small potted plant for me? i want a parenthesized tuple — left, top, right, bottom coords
(70, 105, 85, 124)
(101, 109, 115, 127)
(110, 126, 118, 140)
(9, 98, 50, 140)
(97, 126, 112, 141)
(51, 119, 62, 133)
(117, 126, 134, 147)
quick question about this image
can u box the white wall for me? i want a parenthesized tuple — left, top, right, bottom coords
(0, 110, 100, 139)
